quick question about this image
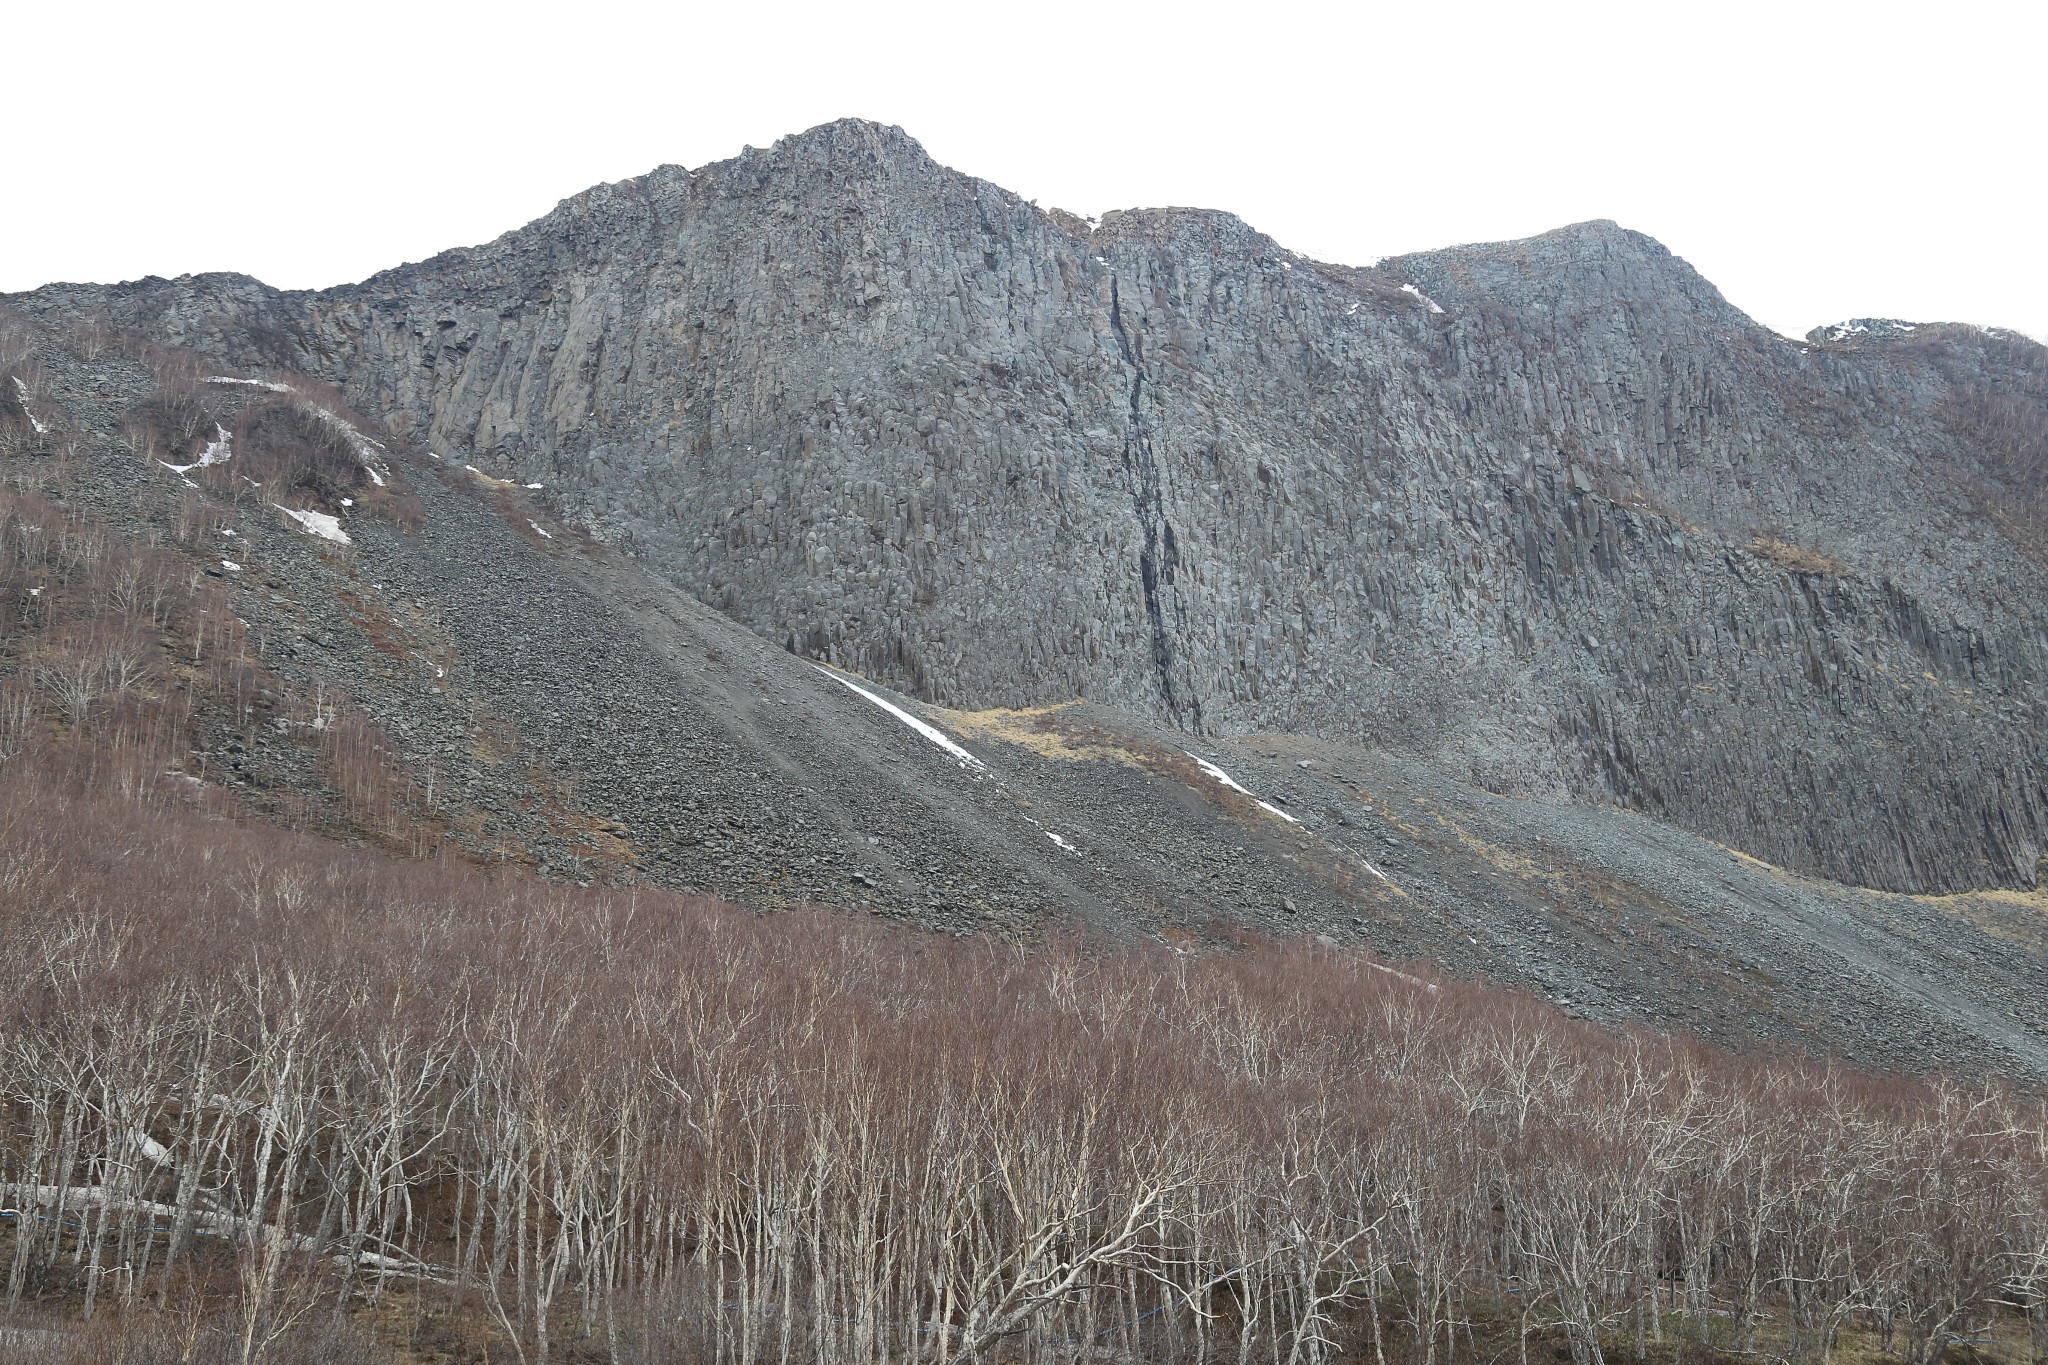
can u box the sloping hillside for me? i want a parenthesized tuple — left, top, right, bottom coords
(12, 120, 2045, 897)
(2, 304, 2043, 1079)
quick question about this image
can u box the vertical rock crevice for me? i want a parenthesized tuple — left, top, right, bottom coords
(1107, 273, 1199, 730)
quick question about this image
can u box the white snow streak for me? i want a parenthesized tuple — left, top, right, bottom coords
(161, 424, 233, 477)
(220, 559, 242, 572)
(1187, 753, 1252, 795)
(11, 377, 48, 433)
(1365, 959, 1438, 993)
(528, 520, 553, 539)
(816, 666, 988, 773)
(1337, 844, 1393, 883)
(306, 404, 393, 486)
(1045, 830, 1079, 854)
(274, 505, 351, 544)
(1184, 752, 1300, 823)
(190, 436, 226, 469)
(205, 375, 290, 392)
(1401, 283, 1446, 314)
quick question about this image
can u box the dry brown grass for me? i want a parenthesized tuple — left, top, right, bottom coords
(1749, 534, 1848, 576)
(937, 701, 1143, 766)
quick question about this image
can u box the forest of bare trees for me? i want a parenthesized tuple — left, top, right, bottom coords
(2, 763, 2045, 1365)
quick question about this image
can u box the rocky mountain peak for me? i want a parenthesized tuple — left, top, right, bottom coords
(1806, 316, 1927, 343)
(1391, 218, 1750, 330)
(7, 122, 2043, 898)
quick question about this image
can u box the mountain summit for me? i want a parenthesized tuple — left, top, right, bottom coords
(10, 118, 2047, 899)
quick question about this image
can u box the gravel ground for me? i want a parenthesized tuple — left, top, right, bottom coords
(282, 463, 2048, 1081)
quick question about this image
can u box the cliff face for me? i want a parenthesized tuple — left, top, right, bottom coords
(18, 119, 2047, 894)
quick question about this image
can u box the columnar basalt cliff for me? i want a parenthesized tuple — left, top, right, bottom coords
(16, 118, 2047, 895)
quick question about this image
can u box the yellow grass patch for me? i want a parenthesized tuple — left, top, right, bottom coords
(464, 464, 521, 490)
(1749, 535, 1846, 576)
(935, 703, 1143, 767)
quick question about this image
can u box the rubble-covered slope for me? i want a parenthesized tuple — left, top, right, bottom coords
(4, 309, 2046, 1079)
(11, 118, 2047, 896)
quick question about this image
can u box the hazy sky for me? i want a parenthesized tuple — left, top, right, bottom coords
(6, 0, 2043, 341)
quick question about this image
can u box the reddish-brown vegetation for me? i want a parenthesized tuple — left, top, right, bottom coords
(0, 470, 431, 851)
(2, 762, 2045, 1365)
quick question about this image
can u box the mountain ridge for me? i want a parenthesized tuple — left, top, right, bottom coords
(8, 116, 2046, 896)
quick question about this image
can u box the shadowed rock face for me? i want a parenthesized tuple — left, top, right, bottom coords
(15, 118, 2047, 894)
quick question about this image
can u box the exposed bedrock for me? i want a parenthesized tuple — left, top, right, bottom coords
(17, 118, 2046, 893)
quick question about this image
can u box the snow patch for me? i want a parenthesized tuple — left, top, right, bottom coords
(465, 465, 520, 489)
(161, 424, 233, 477)
(1337, 844, 1392, 884)
(306, 405, 393, 486)
(816, 666, 988, 773)
(1365, 959, 1438, 993)
(1814, 318, 1920, 343)
(1020, 812, 1081, 855)
(1184, 752, 1301, 823)
(274, 506, 351, 544)
(1401, 283, 1446, 314)
(528, 520, 553, 539)
(11, 377, 48, 433)
(205, 375, 290, 392)
(1187, 752, 1253, 796)
(220, 559, 242, 572)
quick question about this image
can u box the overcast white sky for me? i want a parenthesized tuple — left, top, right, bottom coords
(5, 0, 2042, 341)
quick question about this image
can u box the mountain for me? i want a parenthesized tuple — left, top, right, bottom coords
(19, 118, 2047, 899)
(4, 119, 2046, 1078)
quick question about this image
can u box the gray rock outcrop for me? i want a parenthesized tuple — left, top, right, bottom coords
(15, 118, 2046, 894)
